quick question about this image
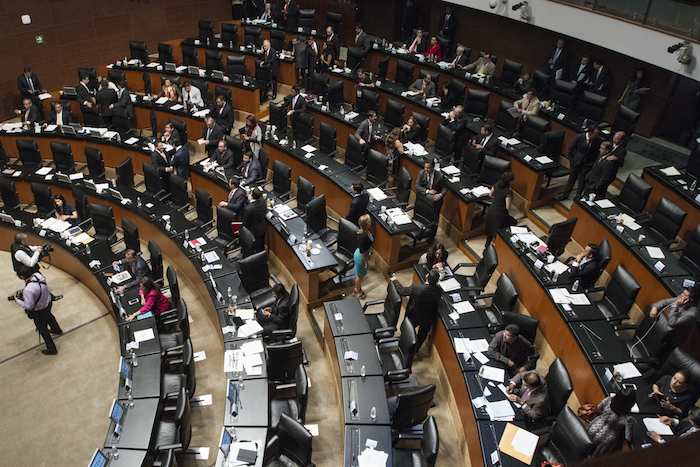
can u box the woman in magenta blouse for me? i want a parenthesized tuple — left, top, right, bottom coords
(126, 277, 172, 321)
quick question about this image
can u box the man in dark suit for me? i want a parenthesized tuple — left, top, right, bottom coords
(112, 249, 151, 292)
(243, 188, 267, 250)
(160, 122, 181, 147)
(200, 116, 225, 157)
(238, 151, 262, 185)
(609, 130, 627, 169)
(583, 141, 618, 199)
(325, 26, 340, 63)
(17, 67, 44, 100)
(416, 158, 447, 201)
(558, 124, 602, 200)
(171, 144, 190, 179)
(567, 242, 602, 290)
(449, 45, 469, 69)
(95, 80, 118, 125)
(151, 141, 171, 180)
(211, 95, 233, 132)
(49, 102, 72, 126)
(487, 323, 538, 377)
(346, 183, 369, 226)
(287, 85, 306, 129)
(212, 139, 235, 176)
(546, 38, 568, 80)
(15, 98, 41, 124)
(77, 74, 99, 126)
(439, 6, 456, 43)
(466, 124, 497, 172)
(260, 39, 280, 99)
(443, 104, 465, 132)
(588, 60, 610, 95)
(218, 177, 248, 219)
(354, 24, 371, 55)
(391, 269, 441, 353)
(354, 111, 378, 146)
(572, 56, 592, 89)
(112, 81, 133, 120)
(257, 284, 291, 334)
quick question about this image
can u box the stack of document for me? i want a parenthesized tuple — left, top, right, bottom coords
(643, 417, 674, 435)
(133, 328, 155, 343)
(451, 300, 475, 314)
(241, 339, 264, 376)
(367, 188, 387, 201)
(41, 217, 71, 233)
(439, 277, 460, 292)
(544, 261, 569, 276)
(441, 165, 461, 176)
(404, 142, 428, 156)
(660, 166, 681, 177)
(479, 365, 506, 383)
(466, 185, 491, 198)
(385, 207, 412, 225)
(273, 204, 297, 220)
(344, 111, 359, 120)
(237, 320, 263, 338)
(535, 156, 553, 164)
(646, 246, 665, 259)
(357, 447, 389, 467)
(513, 232, 541, 245)
(549, 288, 590, 305)
(485, 399, 515, 421)
(454, 337, 490, 356)
(498, 136, 521, 147)
(618, 213, 641, 231)
(595, 199, 616, 209)
(612, 362, 642, 379)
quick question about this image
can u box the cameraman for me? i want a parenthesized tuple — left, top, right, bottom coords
(13, 269, 63, 355)
(11, 233, 49, 279)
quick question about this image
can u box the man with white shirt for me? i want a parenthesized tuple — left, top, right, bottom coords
(467, 124, 497, 172)
(287, 86, 305, 130)
(181, 81, 204, 110)
(15, 98, 41, 124)
(259, 2, 272, 21)
(572, 56, 592, 88)
(261, 39, 280, 100)
(547, 38, 568, 80)
(49, 102, 72, 126)
(17, 67, 45, 101)
(200, 115, 225, 156)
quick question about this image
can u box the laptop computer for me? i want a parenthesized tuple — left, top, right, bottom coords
(87, 449, 110, 467)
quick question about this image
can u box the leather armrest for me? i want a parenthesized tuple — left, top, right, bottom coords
(386, 369, 410, 381)
(155, 443, 183, 451)
(362, 299, 385, 312)
(473, 292, 495, 301)
(378, 337, 399, 346)
(453, 262, 477, 273)
(373, 327, 395, 340)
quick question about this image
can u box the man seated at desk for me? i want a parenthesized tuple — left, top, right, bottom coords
(181, 80, 204, 110)
(355, 68, 375, 88)
(354, 111, 378, 147)
(17, 66, 45, 101)
(566, 242, 603, 290)
(648, 286, 699, 331)
(465, 52, 495, 77)
(650, 370, 697, 418)
(237, 151, 262, 185)
(582, 141, 618, 199)
(442, 104, 465, 132)
(506, 370, 550, 422)
(416, 158, 447, 203)
(15, 97, 41, 124)
(49, 102, 72, 126)
(257, 284, 291, 334)
(243, 188, 267, 251)
(219, 177, 248, 220)
(510, 88, 541, 121)
(110, 249, 151, 293)
(466, 124, 497, 171)
(409, 73, 436, 98)
(200, 116, 225, 157)
(487, 323, 538, 377)
(648, 407, 700, 442)
(449, 45, 469, 69)
(211, 139, 235, 175)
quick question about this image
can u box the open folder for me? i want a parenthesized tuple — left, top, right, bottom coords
(498, 423, 539, 464)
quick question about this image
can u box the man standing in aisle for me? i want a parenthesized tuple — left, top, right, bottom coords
(13, 269, 63, 355)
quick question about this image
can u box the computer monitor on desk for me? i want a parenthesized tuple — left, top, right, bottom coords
(109, 399, 125, 437)
(164, 62, 177, 73)
(129, 41, 148, 64)
(116, 158, 134, 189)
(88, 449, 109, 467)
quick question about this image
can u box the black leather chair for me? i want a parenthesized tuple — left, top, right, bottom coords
(643, 197, 687, 246)
(17, 140, 41, 168)
(411, 113, 429, 143)
(326, 12, 342, 35)
(500, 312, 539, 344)
(271, 160, 292, 200)
(292, 112, 313, 146)
(434, 125, 456, 160)
(267, 340, 304, 383)
(158, 43, 174, 64)
(270, 364, 308, 428)
(500, 59, 523, 87)
(544, 359, 573, 424)
(616, 312, 674, 367)
(191, 79, 209, 106)
(463, 89, 490, 118)
(238, 251, 278, 310)
(391, 166, 412, 207)
(366, 149, 389, 186)
(384, 99, 406, 129)
(148, 240, 164, 284)
(0, 178, 21, 211)
(263, 413, 313, 467)
(154, 387, 192, 453)
(225, 136, 244, 168)
(395, 60, 415, 87)
(318, 122, 336, 156)
(85, 147, 106, 180)
(213, 206, 239, 252)
(407, 192, 439, 247)
(244, 26, 262, 47)
(238, 225, 259, 259)
(444, 78, 466, 108)
(168, 175, 189, 209)
(575, 91, 607, 122)
(532, 69, 551, 97)
(589, 238, 612, 288)
(31, 183, 54, 217)
(308, 71, 328, 96)
(298, 8, 315, 29)
(645, 348, 700, 391)
(220, 23, 238, 48)
(305, 195, 337, 247)
(346, 47, 364, 71)
(226, 55, 246, 77)
(265, 284, 300, 341)
(537, 407, 593, 465)
(332, 218, 359, 284)
(357, 89, 379, 114)
(88, 203, 117, 243)
(680, 226, 700, 275)
(613, 104, 640, 135)
(120, 217, 141, 254)
(344, 135, 366, 169)
(378, 318, 417, 383)
(393, 416, 439, 467)
(495, 99, 517, 134)
(295, 176, 315, 214)
(270, 29, 285, 53)
(50, 142, 74, 173)
(436, 35, 450, 59)
(389, 384, 436, 431)
(181, 43, 198, 67)
(474, 273, 519, 328)
(521, 115, 550, 147)
(477, 155, 511, 186)
(161, 337, 196, 399)
(153, 448, 178, 467)
(364, 280, 402, 339)
(550, 79, 578, 108)
(588, 265, 640, 322)
(165, 266, 181, 305)
(615, 173, 652, 214)
(198, 19, 214, 44)
(545, 217, 578, 257)
(453, 243, 498, 296)
(193, 189, 213, 229)
(0, 141, 7, 168)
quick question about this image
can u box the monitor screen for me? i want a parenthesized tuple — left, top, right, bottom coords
(119, 356, 130, 380)
(220, 428, 233, 457)
(88, 449, 109, 467)
(110, 400, 124, 425)
(227, 380, 237, 403)
(116, 159, 134, 188)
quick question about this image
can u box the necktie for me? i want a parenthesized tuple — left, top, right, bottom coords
(28, 76, 34, 92)
(428, 172, 433, 189)
(206, 128, 212, 139)
(57, 113, 62, 125)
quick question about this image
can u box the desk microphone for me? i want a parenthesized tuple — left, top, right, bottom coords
(578, 323, 603, 360)
(209, 272, 224, 304)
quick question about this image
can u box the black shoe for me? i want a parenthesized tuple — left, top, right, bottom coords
(50, 330, 63, 336)
(41, 349, 58, 355)
(51, 294, 64, 301)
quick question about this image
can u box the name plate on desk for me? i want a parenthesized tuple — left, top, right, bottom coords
(654, 261, 665, 272)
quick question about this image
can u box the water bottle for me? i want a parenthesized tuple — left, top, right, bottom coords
(238, 373, 245, 390)
(200, 249, 206, 264)
(127, 391, 134, 408)
(227, 287, 234, 304)
(370, 406, 377, 422)
(360, 364, 366, 379)
(85, 243, 91, 256)
(183, 229, 190, 249)
(303, 224, 308, 238)
(572, 279, 579, 292)
(136, 197, 142, 208)
(111, 445, 119, 460)
(130, 349, 138, 367)
(691, 179, 697, 191)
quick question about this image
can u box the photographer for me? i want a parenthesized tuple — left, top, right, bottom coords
(12, 269, 63, 355)
(11, 233, 50, 279)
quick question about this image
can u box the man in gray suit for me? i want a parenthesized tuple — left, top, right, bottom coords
(409, 74, 436, 98)
(354, 111, 378, 146)
(507, 370, 550, 422)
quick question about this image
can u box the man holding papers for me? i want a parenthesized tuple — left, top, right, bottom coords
(506, 370, 550, 422)
(391, 270, 441, 353)
(487, 324, 538, 377)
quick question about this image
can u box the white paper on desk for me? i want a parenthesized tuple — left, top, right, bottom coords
(392, 214, 412, 225)
(568, 293, 590, 305)
(472, 396, 488, 408)
(345, 111, 359, 120)
(448, 311, 460, 321)
(473, 351, 489, 364)
(452, 300, 475, 314)
(95, 182, 110, 193)
(203, 250, 220, 264)
(35, 166, 52, 175)
(344, 350, 359, 361)
(595, 199, 616, 209)
(510, 226, 528, 234)
(38, 92, 53, 100)
(236, 308, 255, 321)
(469, 185, 491, 198)
(125, 341, 139, 351)
(439, 278, 461, 292)
(545, 261, 569, 275)
(133, 328, 155, 342)
(224, 349, 243, 373)
(441, 165, 460, 175)
(486, 399, 515, 421)
(44, 124, 57, 132)
(367, 187, 387, 201)
(357, 447, 389, 467)
(318, 164, 328, 171)
(222, 325, 236, 336)
(643, 417, 674, 435)
(124, 137, 139, 145)
(155, 97, 169, 105)
(301, 144, 317, 153)
(515, 232, 541, 245)
(241, 339, 263, 355)
(479, 365, 505, 383)
(454, 337, 471, 355)
(497, 383, 509, 396)
(170, 104, 183, 111)
(646, 246, 665, 259)
(660, 166, 681, 177)
(613, 362, 642, 379)
(511, 427, 539, 458)
(237, 320, 263, 337)
(244, 352, 263, 367)
(470, 339, 489, 353)
(65, 172, 82, 181)
(111, 270, 132, 285)
(535, 156, 553, 164)
(193, 108, 210, 118)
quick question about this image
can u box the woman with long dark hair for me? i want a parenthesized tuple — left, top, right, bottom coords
(484, 172, 515, 247)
